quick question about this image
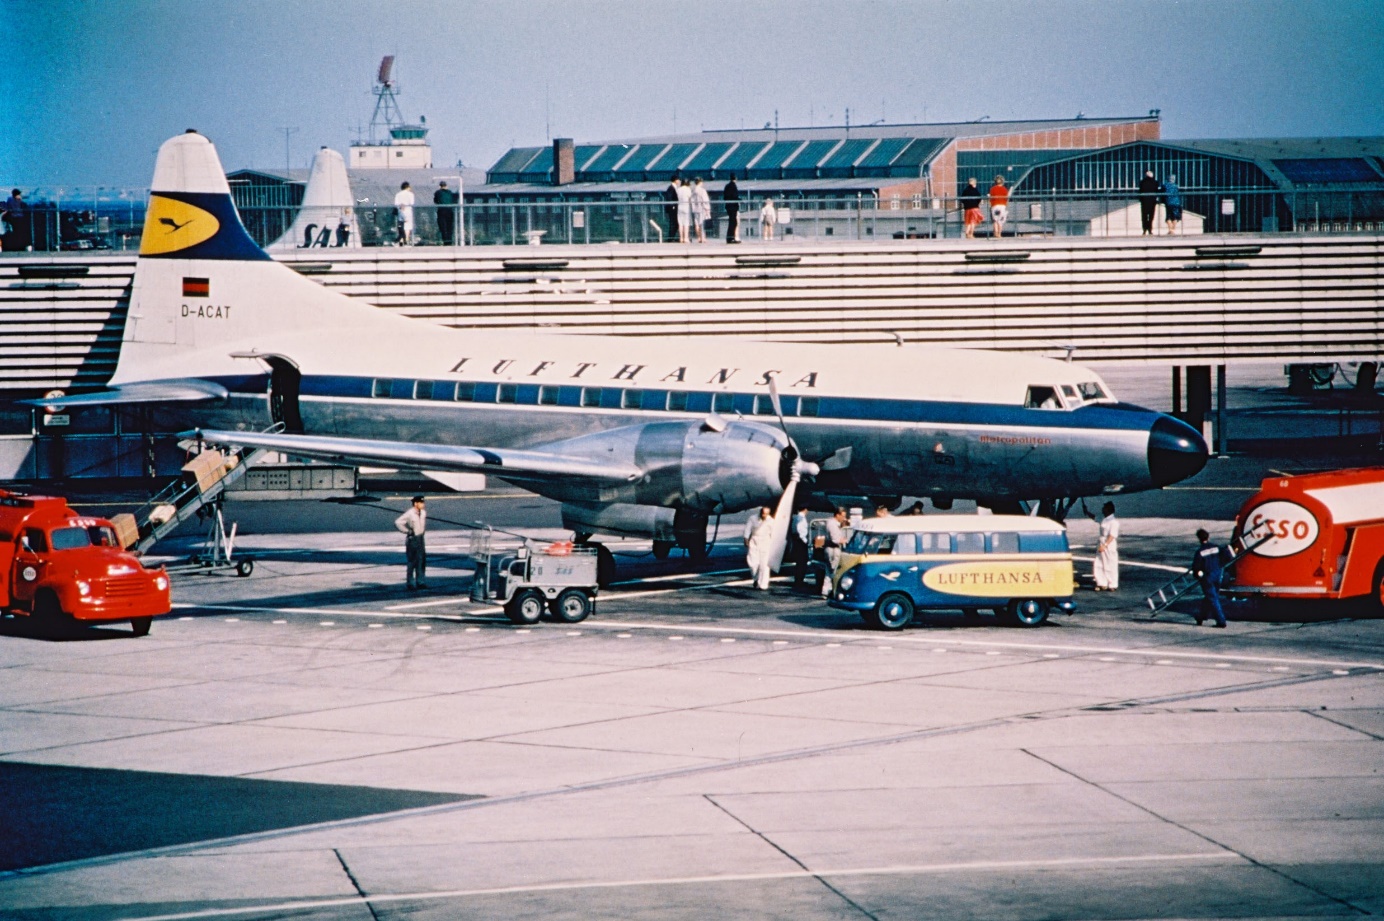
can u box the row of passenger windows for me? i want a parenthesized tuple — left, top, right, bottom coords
(369, 378, 822, 417)
(845, 530, 1067, 556)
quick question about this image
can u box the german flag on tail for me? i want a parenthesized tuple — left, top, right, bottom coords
(182, 277, 209, 298)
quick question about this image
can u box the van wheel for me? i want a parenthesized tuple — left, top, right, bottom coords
(505, 589, 545, 625)
(962, 607, 982, 621)
(550, 589, 592, 624)
(1006, 598, 1049, 627)
(868, 592, 914, 631)
(130, 616, 153, 637)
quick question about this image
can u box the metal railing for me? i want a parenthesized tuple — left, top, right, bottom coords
(4, 186, 1382, 253)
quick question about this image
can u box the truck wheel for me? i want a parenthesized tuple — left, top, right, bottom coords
(34, 593, 75, 638)
(236, 559, 254, 577)
(1006, 598, 1049, 627)
(130, 616, 153, 638)
(1373, 561, 1384, 615)
(651, 540, 674, 560)
(551, 589, 592, 624)
(505, 589, 545, 625)
(868, 592, 914, 631)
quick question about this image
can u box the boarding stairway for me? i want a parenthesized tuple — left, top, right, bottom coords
(111, 424, 283, 555)
(1145, 524, 1273, 616)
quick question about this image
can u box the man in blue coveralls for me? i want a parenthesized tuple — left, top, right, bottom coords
(1191, 528, 1227, 628)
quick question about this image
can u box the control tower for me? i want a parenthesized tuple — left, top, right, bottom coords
(349, 56, 433, 169)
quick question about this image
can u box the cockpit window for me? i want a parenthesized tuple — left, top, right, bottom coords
(1077, 381, 1108, 401)
(1024, 385, 1064, 410)
(1061, 384, 1079, 401)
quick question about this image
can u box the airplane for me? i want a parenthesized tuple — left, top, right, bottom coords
(31, 130, 1208, 578)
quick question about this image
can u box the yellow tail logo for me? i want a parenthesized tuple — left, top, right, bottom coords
(140, 195, 220, 255)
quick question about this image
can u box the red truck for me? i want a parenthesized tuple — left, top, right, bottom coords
(0, 490, 171, 637)
(1231, 466, 1384, 612)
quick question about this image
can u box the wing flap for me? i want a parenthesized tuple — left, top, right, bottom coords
(190, 428, 642, 485)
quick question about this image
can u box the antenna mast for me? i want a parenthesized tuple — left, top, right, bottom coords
(368, 55, 406, 144)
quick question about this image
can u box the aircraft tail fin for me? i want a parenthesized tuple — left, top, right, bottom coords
(112, 131, 408, 386)
(266, 146, 358, 251)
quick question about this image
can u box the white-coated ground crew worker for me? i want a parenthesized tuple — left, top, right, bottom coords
(820, 507, 849, 597)
(395, 494, 428, 590)
(1088, 500, 1119, 591)
(744, 506, 774, 590)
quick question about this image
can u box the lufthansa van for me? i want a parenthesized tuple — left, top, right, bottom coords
(827, 515, 1076, 629)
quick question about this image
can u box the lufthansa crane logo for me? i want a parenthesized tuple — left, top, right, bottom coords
(140, 194, 220, 255)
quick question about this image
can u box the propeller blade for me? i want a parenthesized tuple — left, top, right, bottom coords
(768, 374, 790, 443)
(766, 474, 800, 574)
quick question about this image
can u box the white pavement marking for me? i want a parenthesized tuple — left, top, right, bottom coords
(1071, 554, 1184, 573)
(119, 852, 1239, 921)
(168, 603, 1384, 672)
(386, 596, 477, 611)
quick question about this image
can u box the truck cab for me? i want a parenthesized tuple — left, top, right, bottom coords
(0, 490, 171, 636)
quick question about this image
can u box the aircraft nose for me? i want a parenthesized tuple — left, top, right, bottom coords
(1148, 414, 1208, 487)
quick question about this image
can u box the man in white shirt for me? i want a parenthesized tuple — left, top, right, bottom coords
(820, 507, 849, 597)
(743, 506, 774, 590)
(395, 494, 427, 589)
(394, 181, 416, 245)
(789, 505, 810, 589)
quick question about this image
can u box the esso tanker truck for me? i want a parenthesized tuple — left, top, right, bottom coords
(1230, 467, 1384, 612)
(0, 490, 171, 636)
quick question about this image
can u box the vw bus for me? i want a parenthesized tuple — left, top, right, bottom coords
(827, 515, 1076, 629)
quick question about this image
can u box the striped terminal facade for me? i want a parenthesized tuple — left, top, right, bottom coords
(1, 232, 1381, 401)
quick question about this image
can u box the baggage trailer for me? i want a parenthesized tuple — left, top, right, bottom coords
(1230, 466, 1384, 612)
(469, 528, 598, 625)
(0, 490, 170, 637)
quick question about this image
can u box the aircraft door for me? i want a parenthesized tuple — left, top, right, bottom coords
(265, 357, 304, 433)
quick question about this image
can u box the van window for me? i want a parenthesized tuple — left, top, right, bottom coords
(22, 528, 48, 552)
(919, 532, 950, 553)
(988, 532, 1020, 554)
(1025, 386, 1063, 409)
(844, 532, 896, 555)
(893, 533, 918, 555)
(954, 532, 985, 554)
(1019, 532, 1068, 553)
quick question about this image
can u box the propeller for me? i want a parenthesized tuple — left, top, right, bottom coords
(764, 375, 819, 573)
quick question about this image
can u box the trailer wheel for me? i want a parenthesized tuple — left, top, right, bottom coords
(1005, 598, 1049, 627)
(505, 589, 545, 625)
(551, 589, 592, 624)
(867, 592, 914, 631)
(236, 559, 254, 577)
(130, 616, 152, 638)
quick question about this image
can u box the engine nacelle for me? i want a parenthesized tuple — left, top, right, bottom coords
(544, 418, 788, 514)
(562, 503, 677, 541)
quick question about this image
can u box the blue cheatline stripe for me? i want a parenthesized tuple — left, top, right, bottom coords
(143, 192, 271, 262)
(210, 374, 1158, 432)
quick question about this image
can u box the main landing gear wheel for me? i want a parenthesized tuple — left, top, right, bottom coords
(1005, 598, 1049, 627)
(867, 592, 914, 631)
(130, 616, 152, 637)
(550, 589, 592, 624)
(505, 589, 546, 625)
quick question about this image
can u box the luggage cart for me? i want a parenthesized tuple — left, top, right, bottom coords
(469, 527, 598, 625)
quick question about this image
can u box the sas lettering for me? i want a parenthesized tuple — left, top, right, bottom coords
(181, 304, 232, 319)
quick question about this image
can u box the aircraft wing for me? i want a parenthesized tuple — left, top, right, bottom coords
(21, 379, 230, 410)
(190, 428, 643, 485)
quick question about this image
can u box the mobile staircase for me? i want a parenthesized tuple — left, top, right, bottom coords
(1145, 523, 1272, 616)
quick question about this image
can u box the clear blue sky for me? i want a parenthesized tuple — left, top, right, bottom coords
(7, 0, 1384, 190)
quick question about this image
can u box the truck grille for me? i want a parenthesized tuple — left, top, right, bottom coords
(102, 576, 147, 598)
